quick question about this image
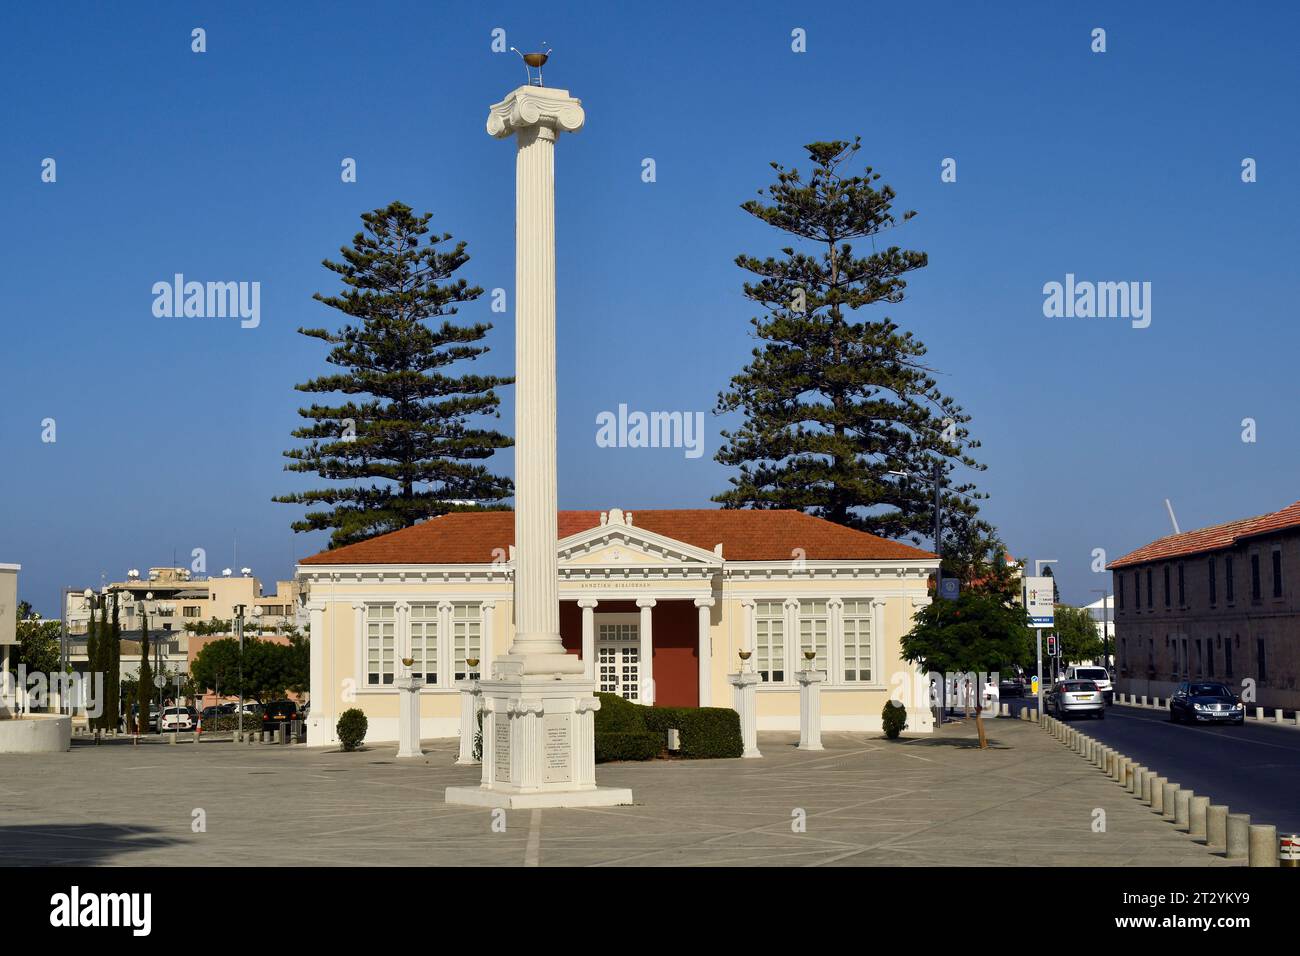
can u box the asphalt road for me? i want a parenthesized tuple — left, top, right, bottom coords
(1009, 700, 1300, 835)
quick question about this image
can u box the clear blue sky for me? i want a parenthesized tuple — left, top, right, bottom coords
(4, 1, 1298, 616)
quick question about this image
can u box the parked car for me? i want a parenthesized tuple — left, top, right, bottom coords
(262, 699, 300, 730)
(129, 703, 160, 732)
(998, 676, 1025, 698)
(1047, 680, 1105, 719)
(1066, 665, 1113, 705)
(1169, 681, 1245, 725)
(160, 706, 193, 732)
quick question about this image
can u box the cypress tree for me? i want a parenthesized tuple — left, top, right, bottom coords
(275, 201, 514, 548)
(106, 596, 121, 732)
(136, 606, 153, 735)
(715, 139, 992, 559)
(84, 599, 99, 730)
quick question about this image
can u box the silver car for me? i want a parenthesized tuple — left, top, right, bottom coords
(1048, 680, 1105, 720)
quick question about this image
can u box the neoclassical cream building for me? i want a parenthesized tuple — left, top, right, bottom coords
(297, 508, 938, 746)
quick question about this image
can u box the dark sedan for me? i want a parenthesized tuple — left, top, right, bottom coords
(1169, 681, 1245, 725)
(262, 699, 300, 731)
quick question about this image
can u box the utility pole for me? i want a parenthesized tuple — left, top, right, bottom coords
(234, 604, 245, 740)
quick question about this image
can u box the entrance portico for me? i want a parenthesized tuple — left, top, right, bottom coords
(558, 507, 721, 708)
(562, 595, 716, 708)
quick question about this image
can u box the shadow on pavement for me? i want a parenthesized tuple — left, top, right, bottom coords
(0, 824, 188, 866)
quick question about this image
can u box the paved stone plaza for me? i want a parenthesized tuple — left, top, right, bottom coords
(0, 718, 1238, 866)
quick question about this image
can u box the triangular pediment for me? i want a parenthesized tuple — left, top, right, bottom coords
(558, 510, 723, 568)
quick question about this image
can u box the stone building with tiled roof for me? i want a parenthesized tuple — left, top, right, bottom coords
(1108, 500, 1300, 711)
(297, 507, 939, 746)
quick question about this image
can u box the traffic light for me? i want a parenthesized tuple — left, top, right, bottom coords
(1046, 634, 1058, 656)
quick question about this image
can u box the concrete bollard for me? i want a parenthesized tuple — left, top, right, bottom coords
(1114, 756, 1128, 783)
(1226, 813, 1250, 859)
(1129, 766, 1145, 795)
(192, 730, 200, 744)
(1206, 806, 1228, 851)
(272, 729, 281, 745)
(168, 734, 177, 745)
(1150, 777, 1166, 812)
(1255, 707, 1265, 720)
(1162, 782, 1179, 821)
(1276, 709, 1285, 724)
(1189, 795, 1210, 840)
(1141, 695, 1148, 706)
(1175, 789, 1192, 831)
(1000, 703, 1009, 717)
(1248, 825, 1279, 867)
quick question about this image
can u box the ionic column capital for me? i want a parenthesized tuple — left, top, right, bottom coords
(636, 598, 657, 609)
(487, 86, 585, 139)
(576, 598, 600, 609)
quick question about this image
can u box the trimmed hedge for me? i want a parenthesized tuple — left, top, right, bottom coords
(593, 692, 743, 760)
(643, 705, 743, 759)
(594, 731, 663, 763)
(593, 692, 647, 733)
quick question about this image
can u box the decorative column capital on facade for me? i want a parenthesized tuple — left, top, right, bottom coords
(693, 597, 716, 609)
(576, 696, 602, 715)
(576, 598, 600, 609)
(510, 697, 546, 718)
(487, 85, 585, 140)
(305, 600, 327, 613)
(635, 598, 657, 609)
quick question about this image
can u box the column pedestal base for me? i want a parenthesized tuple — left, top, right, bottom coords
(444, 674, 633, 809)
(395, 675, 424, 758)
(729, 671, 762, 758)
(796, 668, 825, 751)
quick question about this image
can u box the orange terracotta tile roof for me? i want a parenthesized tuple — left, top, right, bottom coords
(300, 509, 935, 565)
(1107, 500, 1300, 569)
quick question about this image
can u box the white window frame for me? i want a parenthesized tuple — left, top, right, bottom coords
(797, 599, 830, 676)
(840, 598, 874, 684)
(364, 603, 396, 688)
(408, 602, 440, 685)
(753, 600, 787, 684)
(450, 602, 483, 682)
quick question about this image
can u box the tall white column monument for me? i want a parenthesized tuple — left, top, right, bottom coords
(446, 67, 631, 809)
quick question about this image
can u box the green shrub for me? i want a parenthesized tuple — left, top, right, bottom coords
(199, 713, 261, 735)
(881, 699, 908, 739)
(593, 692, 647, 733)
(594, 731, 662, 762)
(336, 708, 368, 751)
(643, 705, 743, 759)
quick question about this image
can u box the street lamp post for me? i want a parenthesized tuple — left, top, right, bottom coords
(888, 462, 950, 726)
(82, 588, 97, 720)
(234, 605, 245, 740)
(1092, 587, 1111, 670)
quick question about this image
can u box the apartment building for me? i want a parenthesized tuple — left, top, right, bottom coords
(1109, 500, 1300, 711)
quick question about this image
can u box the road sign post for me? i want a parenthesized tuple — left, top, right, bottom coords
(1024, 575, 1056, 719)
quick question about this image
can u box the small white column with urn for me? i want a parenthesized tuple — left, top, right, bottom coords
(729, 650, 762, 759)
(455, 658, 482, 765)
(796, 650, 824, 751)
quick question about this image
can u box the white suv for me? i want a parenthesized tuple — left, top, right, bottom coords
(1066, 666, 1113, 704)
